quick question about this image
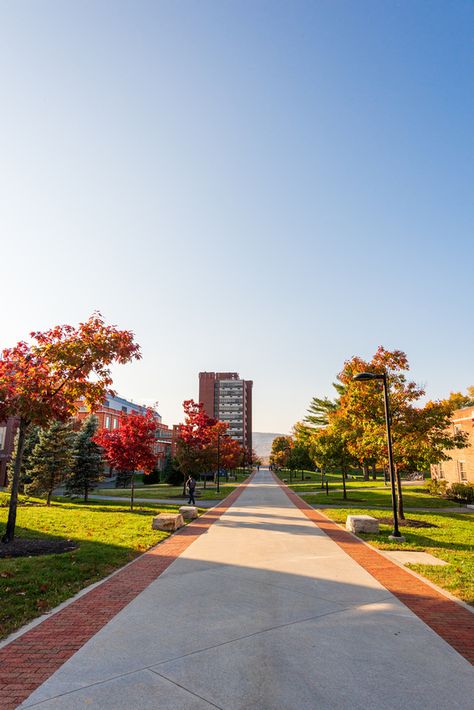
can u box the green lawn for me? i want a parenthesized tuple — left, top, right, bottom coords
(319, 506, 474, 605)
(274, 468, 392, 492)
(0, 497, 184, 639)
(301, 487, 458, 509)
(94, 472, 250, 501)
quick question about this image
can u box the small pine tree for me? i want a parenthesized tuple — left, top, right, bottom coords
(25, 421, 76, 505)
(163, 457, 182, 485)
(7, 425, 41, 494)
(66, 416, 104, 502)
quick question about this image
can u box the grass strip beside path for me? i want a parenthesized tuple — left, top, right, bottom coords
(95, 473, 250, 501)
(320, 506, 474, 606)
(0, 498, 182, 639)
(302, 488, 458, 508)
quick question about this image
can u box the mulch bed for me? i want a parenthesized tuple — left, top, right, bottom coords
(0, 538, 79, 558)
(376, 517, 437, 528)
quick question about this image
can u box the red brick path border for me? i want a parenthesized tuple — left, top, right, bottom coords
(0, 476, 254, 710)
(275, 474, 474, 666)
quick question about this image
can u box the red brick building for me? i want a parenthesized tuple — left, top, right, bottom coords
(75, 394, 173, 470)
(198, 372, 252, 453)
(0, 395, 174, 487)
(431, 405, 474, 485)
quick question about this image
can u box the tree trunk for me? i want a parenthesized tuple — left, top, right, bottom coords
(84, 483, 89, 504)
(47, 490, 52, 506)
(372, 463, 377, 480)
(362, 461, 369, 481)
(395, 465, 405, 520)
(2, 418, 28, 543)
(130, 471, 135, 512)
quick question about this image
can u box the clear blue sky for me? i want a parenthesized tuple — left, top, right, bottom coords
(1, 1, 473, 433)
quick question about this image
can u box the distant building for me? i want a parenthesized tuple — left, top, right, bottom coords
(431, 405, 474, 485)
(199, 372, 252, 453)
(75, 394, 173, 470)
(0, 417, 19, 487)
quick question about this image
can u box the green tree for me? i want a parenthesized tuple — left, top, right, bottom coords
(336, 346, 468, 518)
(286, 441, 313, 481)
(441, 386, 474, 410)
(65, 416, 104, 502)
(25, 421, 76, 505)
(162, 457, 182, 485)
(304, 395, 339, 430)
(270, 436, 292, 469)
(310, 420, 356, 500)
(7, 425, 40, 494)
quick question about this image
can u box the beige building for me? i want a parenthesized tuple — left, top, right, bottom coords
(431, 405, 474, 484)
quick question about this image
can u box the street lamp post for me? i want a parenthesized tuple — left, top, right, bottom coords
(352, 371, 404, 541)
(216, 432, 220, 494)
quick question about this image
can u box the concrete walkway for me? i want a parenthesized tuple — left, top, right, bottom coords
(16, 470, 474, 708)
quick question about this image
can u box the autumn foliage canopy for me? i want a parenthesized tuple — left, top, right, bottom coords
(0, 313, 141, 427)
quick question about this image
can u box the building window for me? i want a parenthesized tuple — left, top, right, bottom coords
(459, 462, 467, 481)
(438, 463, 444, 479)
(0, 426, 6, 450)
(113, 418, 119, 429)
(105, 416, 111, 429)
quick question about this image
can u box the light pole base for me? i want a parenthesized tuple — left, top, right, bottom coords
(388, 534, 406, 543)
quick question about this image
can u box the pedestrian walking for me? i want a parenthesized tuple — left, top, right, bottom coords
(186, 475, 196, 505)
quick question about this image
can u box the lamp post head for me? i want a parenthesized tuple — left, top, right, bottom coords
(353, 372, 384, 382)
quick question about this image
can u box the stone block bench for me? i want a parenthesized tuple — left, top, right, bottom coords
(345, 515, 379, 534)
(179, 506, 198, 520)
(152, 513, 184, 532)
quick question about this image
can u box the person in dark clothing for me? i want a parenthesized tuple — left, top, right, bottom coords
(186, 475, 196, 505)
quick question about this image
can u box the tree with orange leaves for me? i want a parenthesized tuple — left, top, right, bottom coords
(0, 314, 140, 542)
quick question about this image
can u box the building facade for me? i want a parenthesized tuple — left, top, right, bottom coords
(431, 405, 474, 485)
(199, 372, 252, 453)
(75, 394, 173, 470)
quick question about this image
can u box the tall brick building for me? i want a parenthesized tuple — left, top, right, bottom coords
(431, 405, 474, 485)
(199, 372, 252, 453)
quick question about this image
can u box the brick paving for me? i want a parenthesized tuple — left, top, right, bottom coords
(0, 478, 253, 710)
(277, 475, 474, 666)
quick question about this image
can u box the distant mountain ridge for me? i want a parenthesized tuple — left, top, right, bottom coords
(252, 432, 284, 462)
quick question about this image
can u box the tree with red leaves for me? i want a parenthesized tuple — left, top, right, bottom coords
(94, 410, 158, 511)
(175, 400, 217, 492)
(175, 400, 244, 491)
(0, 313, 140, 542)
(206, 420, 244, 480)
